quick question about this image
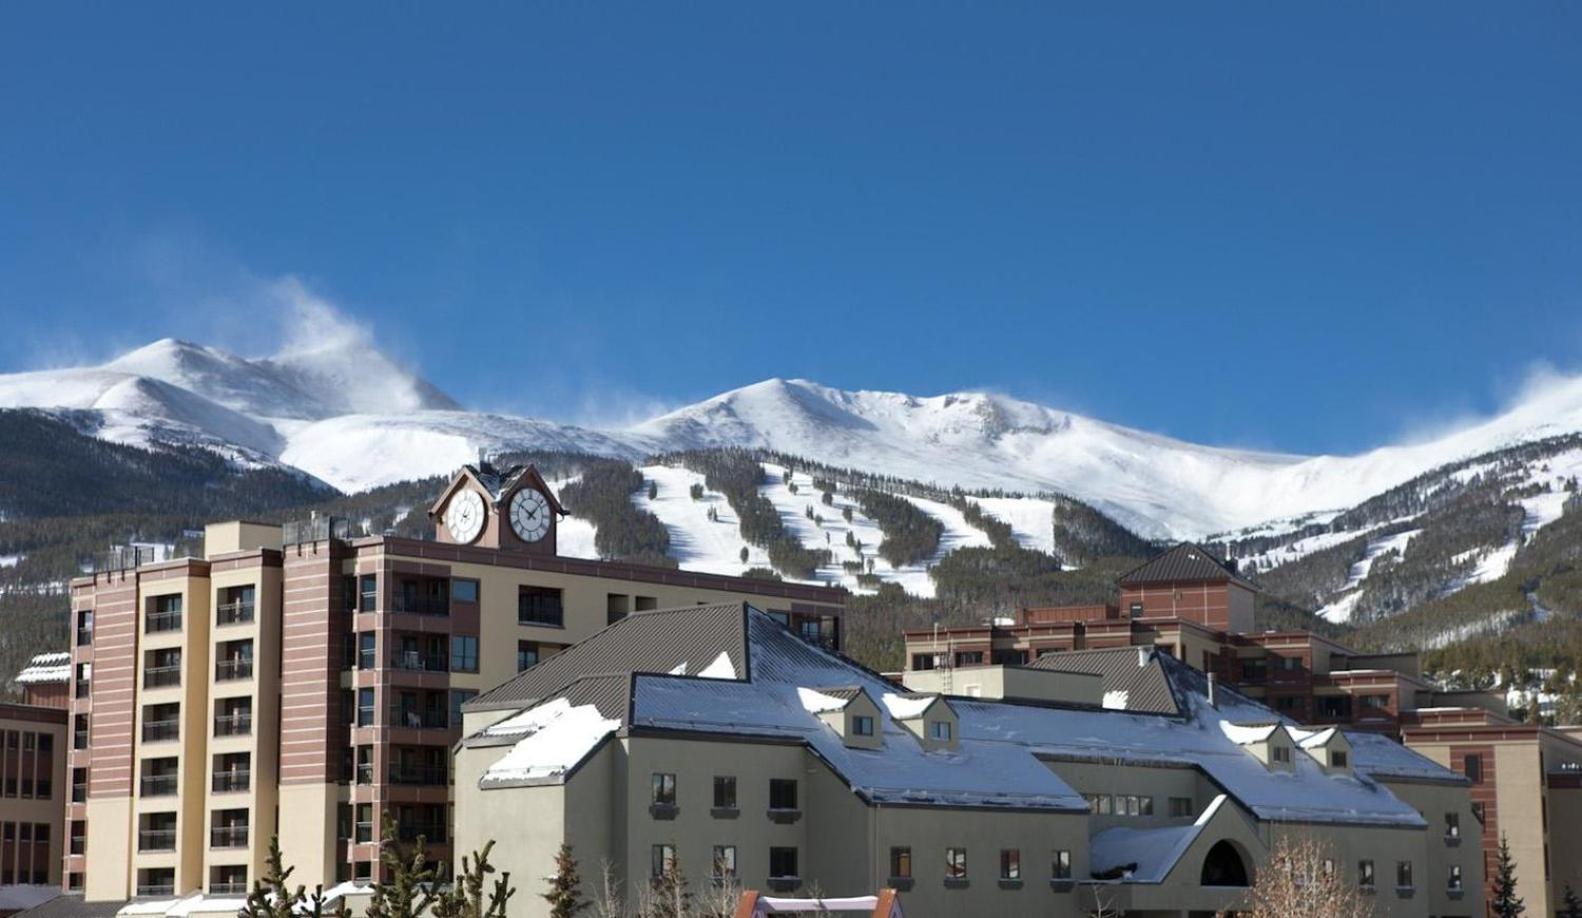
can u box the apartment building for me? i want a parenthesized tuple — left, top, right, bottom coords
(62, 462, 845, 904)
(455, 602, 1483, 918)
(902, 543, 1509, 735)
(14, 655, 70, 711)
(0, 702, 67, 889)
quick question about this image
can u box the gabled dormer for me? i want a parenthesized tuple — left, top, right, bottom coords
(1292, 726, 1353, 775)
(883, 692, 959, 752)
(427, 461, 567, 555)
(798, 686, 883, 750)
(1219, 721, 1296, 773)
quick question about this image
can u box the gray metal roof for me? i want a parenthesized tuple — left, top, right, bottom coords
(16, 895, 127, 917)
(466, 602, 751, 711)
(1028, 646, 1180, 714)
(1119, 542, 1257, 590)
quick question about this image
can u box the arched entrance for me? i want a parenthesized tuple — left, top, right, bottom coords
(1200, 839, 1250, 887)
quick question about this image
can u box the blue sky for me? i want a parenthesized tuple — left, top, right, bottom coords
(2, 4, 1579, 455)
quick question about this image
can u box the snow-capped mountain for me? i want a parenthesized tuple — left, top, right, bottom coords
(7, 337, 1582, 540)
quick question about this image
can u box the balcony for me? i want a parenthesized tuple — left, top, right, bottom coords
(216, 601, 255, 626)
(142, 719, 179, 743)
(214, 713, 253, 737)
(145, 610, 183, 634)
(72, 781, 87, 803)
(139, 774, 178, 797)
(389, 707, 448, 730)
(212, 771, 250, 793)
(390, 595, 450, 617)
(210, 881, 248, 895)
(73, 729, 89, 750)
(215, 658, 253, 681)
(391, 651, 448, 673)
(389, 763, 449, 786)
(210, 825, 249, 848)
(355, 762, 374, 785)
(138, 829, 177, 852)
(137, 882, 176, 896)
(395, 821, 447, 843)
(144, 665, 181, 689)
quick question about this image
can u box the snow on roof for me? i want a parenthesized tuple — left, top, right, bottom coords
(1102, 689, 1130, 710)
(479, 697, 621, 785)
(15, 651, 70, 685)
(1288, 726, 1340, 749)
(798, 687, 854, 714)
(880, 692, 938, 719)
(1219, 721, 1281, 745)
(1088, 796, 1230, 883)
(697, 650, 736, 679)
(1344, 731, 1471, 784)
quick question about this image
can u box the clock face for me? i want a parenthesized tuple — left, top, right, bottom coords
(509, 488, 552, 543)
(444, 490, 485, 544)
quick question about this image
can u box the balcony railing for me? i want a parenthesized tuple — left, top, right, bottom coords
(214, 713, 252, 737)
(209, 881, 249, 895)
(389, 707, 449, 730)
(69, 837, 85, 855)
(138, 829, 177, 852)
(389, 763, 449, 786)
(75, 680, 91, 698)
(72, 781, 87, 803)
(145, 610, 183, 633)
(390, 595, 450, 617)
(391, 651, 448, 672)
(210, 825, 249, 848)
(212, 771, 250, 793)
(137, 883, 176, 897)
(76, 627, 93, 646)
(395, 821, 447, 843)
(216, 601, 255, 625)
(74, 729, 89, 750)
(144, 665, 181, 689)
(139, 774, 178, 797)
(143, 719, 179, 742)
(215, 658, 253, 681)
(355, 762, 374, 785)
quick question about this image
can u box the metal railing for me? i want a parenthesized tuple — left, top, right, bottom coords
(76, 627, 93, 646)
(389, 707, 448, 730)
(209, 882, 249, 895)
(283, 516, 354, 545)
(355, 762, 374, 785)
(215, 658, 253, 681)
(145, 610, 183, 634)
(390, 595, 450, 616)
(138, 829, 177, 852)
(214, 713, 252, 737)
(136, 883, 175, 896)
(75, 680, 91, 698)
(72, 781, 87, 803)
(73, 730, 89, 750)
(212, 771, 250, 793)
(142, 719, 179, 742)
(210, 825, 249, 848)
(143, 665, 181, 688)
(139, 774, 177, 797)
(391, 650, 448, 672)
(396, 821, 447, 843)
(389, 763, 449, 786)
(216, 601, 255, 625)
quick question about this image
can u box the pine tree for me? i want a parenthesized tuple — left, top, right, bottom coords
(539, 844, 588, 918)
(433, 840, 517, 918)
(739, 546, 749, 564)
(242, 835, 352, 918)
(364, 815, 438, 918)
(1561, 884, 1582, 918)
(645, 854, 693, 918)
(1491, 833, 1525, 918)
(647, 481, 658, 500)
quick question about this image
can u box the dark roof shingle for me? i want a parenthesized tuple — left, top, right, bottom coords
(1119, 543, 1256, 590)
(1028, 646, 1180, 715)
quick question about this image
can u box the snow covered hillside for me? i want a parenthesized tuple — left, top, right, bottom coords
(10, 337, 1582, 541)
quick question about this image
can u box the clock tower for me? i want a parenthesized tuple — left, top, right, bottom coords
(428, 461, 566, 556)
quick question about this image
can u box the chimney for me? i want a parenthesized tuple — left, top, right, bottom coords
(1206, 671, 1219, 709)
(1137, 645, 1149, 668)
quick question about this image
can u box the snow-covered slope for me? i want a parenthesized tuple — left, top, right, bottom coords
(10, 337, 1582, 540)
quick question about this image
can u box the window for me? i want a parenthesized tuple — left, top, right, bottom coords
(356, 746, 374, 784)
(606, 593, 630, 625)
(357, 688, 375, 727)
(358, 633, 376, 670)
(999, 849, 1021, 881)
(1463, 753, 1483, 784)
(1241, 659, 1268, 682)
(1330, 750, 1348, 768)
(451, 579, 478, 603)
(1052, 850, 1072, 880)
(711, 845, 737, 880)
(1448, 864, 1463, 891)
(450, 635, 479, 673)
(651, 773, 677, 806)
(1274, 696, 1298, 713)
(769, 847, 799, 880)
(852, 715, 875, 736)
(146, 594, 183, 633)
(651, 844, 676, 879)
(1471, 801, 1486, 823)
(359, 575, 378, 612)
(911, 653, 938, 671)
(355, 804, 373, 843)
(77, 610, 93, 645)
(1278, 655, 1300, 671)
(1129, 602, 1143, 615)
(74, 714, 89, 750)
(1271, 745, 1292, 765)
(713, 776, 737, 809)
(1168, 797, 1193, 818)
(1396, 860, 1412, 890)
(945, 847, 967, 880)
(517, 641, 539, 672)
(769, 778, 798, 811)
(1358, 859, 1375, 889)
(929, 720, 952, 742)
(449, 690, 477, 726)
(518, 586, 565, 627)
(1322, 858, 1335, 878)
(1361, 694, 1389, 710)
(890, 847, 912, 879)
(1445, 812, 1460, 839)
(953, 651, 983, 666)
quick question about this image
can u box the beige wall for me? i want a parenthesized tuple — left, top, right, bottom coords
(901, 665, 1102, 706)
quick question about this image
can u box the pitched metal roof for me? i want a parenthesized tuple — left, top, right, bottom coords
(1028, 646, 1180, 715)
(1119, 542, 1257, 590)
(15, 895, 126, 917)
(465, 602, 751, 711)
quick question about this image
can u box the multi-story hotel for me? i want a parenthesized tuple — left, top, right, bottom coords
(61, 462, 844, 904)
(456, 601, 1484, 918)
(0, 701, 67, 891)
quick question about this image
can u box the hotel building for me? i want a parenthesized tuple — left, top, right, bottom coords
(61, 462, 844, 903)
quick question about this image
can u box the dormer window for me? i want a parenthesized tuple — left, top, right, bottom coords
(930, 721, 953, 742)
(1330, 750, 1348, 769)
(1271, 745, 1291, 766)
(853, 715, 874, 736)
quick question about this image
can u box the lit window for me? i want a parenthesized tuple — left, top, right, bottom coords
(890, 847, 911, 879)
(999, 849, 1020, 881)
(945, 847, 967, 880)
